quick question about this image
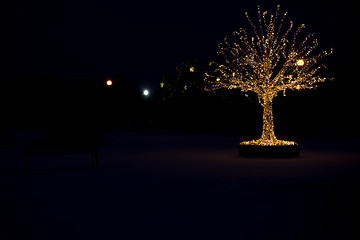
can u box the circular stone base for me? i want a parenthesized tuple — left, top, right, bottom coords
(238, 143, 299, 157)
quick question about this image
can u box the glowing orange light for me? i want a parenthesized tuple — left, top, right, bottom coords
(296, 59, 304, 66)
(106, 80, 112, 86)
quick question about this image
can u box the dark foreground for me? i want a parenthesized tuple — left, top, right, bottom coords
(1, 132, 360, 240)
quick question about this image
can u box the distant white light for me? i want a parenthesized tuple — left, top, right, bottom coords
(143, 89, 149, 96)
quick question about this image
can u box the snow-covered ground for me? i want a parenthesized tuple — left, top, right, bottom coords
(1, 131, 360, 239)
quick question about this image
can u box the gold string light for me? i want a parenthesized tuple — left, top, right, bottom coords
(205, 5, 333, 146)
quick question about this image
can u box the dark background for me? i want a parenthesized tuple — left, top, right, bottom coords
(0, 0, 359, 136)
(1, 2, 360, 240)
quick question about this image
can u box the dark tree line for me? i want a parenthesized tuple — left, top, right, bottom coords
(0, 73, 144, 131)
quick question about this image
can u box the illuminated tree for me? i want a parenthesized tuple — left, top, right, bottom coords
(161, 59, 206, 103)
(205, 5, 332, 146)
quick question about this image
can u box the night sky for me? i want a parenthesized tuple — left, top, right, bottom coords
(1, 0, 360, 136)
(2, 0, 358, 89)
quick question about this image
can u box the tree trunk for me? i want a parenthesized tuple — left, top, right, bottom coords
(261, 96, 277, 143)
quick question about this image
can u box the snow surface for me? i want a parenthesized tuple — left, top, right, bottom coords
(1, 131, 360, 240)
